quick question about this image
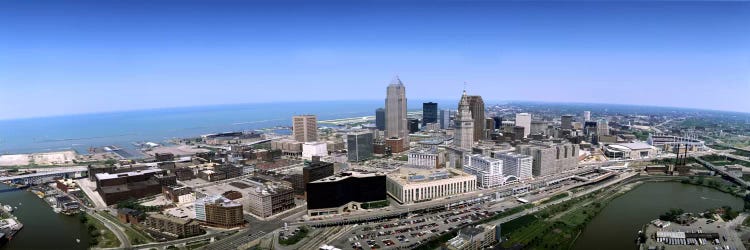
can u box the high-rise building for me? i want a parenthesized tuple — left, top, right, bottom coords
(454, 91, 474, 150)
(485, 118, 495, 134)
(194, 195, 244, 228)
(494, 152, 533, 180)
(246, 185, 295, 218)
(515, 113, 531, 138)
(303, 160, 334, 185)
(408, 118, 420, 133)
(422, 102, 438, 126)
(347, 131, 373, 162)
(530, 121, 547, 135)
(492, 116, 502, 129)
(561, 115, 573, 130)
(583, 111, 591, 122)
(440, 109, 452, 129)
(293, 115, 318, 142)
(375, 108, 385, 131)
(463, 154, 504, 188)
(517, 141, 579, 177)
(467, 96, 485, 141)
(597, 118, 610, 136)
(385, 77, 408, 147)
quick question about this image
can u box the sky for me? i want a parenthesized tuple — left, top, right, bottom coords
(1, 0, 749, 120)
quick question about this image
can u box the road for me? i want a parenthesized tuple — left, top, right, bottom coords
(88, 209, 131, 249)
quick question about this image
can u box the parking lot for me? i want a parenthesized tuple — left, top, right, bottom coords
(332, 202, 500, 250)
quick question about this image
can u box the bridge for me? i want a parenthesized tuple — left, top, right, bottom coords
(0, 166, 88, 185)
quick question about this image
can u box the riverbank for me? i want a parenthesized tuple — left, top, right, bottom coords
(573, 180, 744, 250)
(496, 174, 747, 250)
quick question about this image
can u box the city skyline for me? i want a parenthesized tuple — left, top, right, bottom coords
(1, 1, 748, 119)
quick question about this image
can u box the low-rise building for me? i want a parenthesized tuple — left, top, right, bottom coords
(143, 213, 204, 239)
(604, 142, 657, 159)
(117, 208, 144, 224)
(445, 224, 498, 250)
(386, 167, 476, 204)
(163, 185, 196, 204)
(56, 178, 79, 193)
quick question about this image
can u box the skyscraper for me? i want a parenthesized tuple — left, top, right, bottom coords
(293, 115, 318, 142)
(561, 115, 573, 130)
(467, 96, 485, 141)
(515, 113, 531, 138)
(597, 118, 610, 136)
(407, 118, 420, 133)
(583, 111, 591, 122)
(454, 91, 474, 150)
(375, 108, 385, 131)
(440, 109, 452, 129)
(385, 77, 408, 147)
(422, 102, 438, 126)
(492, 116, 502, 130)
(347, 131, 373, 162)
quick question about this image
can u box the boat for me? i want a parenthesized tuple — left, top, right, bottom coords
(76, 238, 80, 243)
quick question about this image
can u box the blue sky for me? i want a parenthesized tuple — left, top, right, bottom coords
(1, 1, 749, 120)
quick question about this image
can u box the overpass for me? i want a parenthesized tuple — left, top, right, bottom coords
(694, 157, 750, 188)
(0, 166, 88, 185)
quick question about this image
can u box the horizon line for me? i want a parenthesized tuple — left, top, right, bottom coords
(2, 98, 748, 122)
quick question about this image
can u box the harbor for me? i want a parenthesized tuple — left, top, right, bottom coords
(0, 183, 91, 250)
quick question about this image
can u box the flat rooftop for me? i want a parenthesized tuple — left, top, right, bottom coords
(309, 171, 383, 184)
(387, 167, 471, 185)
(95, 168, 163, 180)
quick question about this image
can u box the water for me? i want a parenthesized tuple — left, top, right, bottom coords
(573, 182, 744, 250)
(0, 184, 91, 249)
(0, 101, 392, 155)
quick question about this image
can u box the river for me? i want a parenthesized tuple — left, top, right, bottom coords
(0, 184, 91, 250)
(573, 181, 744, 250)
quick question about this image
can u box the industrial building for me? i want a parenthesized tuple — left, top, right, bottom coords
(385, 167, 476, 204)
(94, 168, 166, 205)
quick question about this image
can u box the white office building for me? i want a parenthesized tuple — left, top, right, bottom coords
(302, 141, 328, 160)
(462, 154, 507, 188)
(494, 152, 532, 181)
(515, 113, 531, 138)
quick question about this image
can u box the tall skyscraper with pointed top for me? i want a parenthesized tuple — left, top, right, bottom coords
(454, 90, 474, 149)
(385, 76, 409, 147)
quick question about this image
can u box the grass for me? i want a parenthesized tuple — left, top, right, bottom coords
(85, 213, 121, 248)
(541, 193, 569, 204)
(97, 211, 154, 245)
